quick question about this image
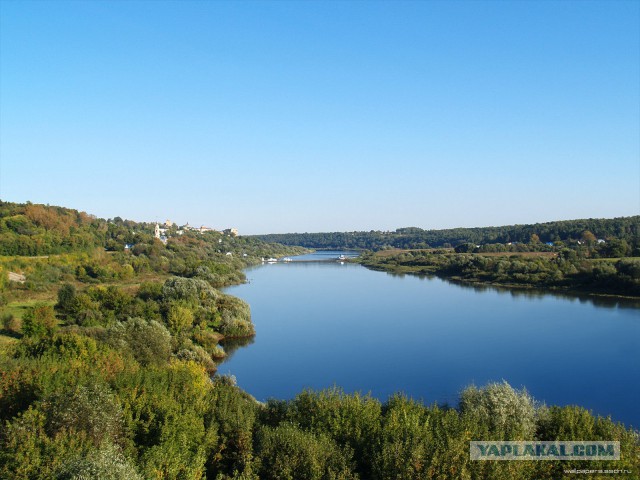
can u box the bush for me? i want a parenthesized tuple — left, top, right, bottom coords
(56, 283, 77, 315)
(106, 318, 171, 366)
(455, 243, 477, 253)
(136, 281, 163, 301)
(162, 277, 220, 306)
(207, 378, 258, 477)
(167, 303, 194, 334)
(192, 328, 224, 353)
(0, 406, 89, 480)
(2, 312, 20, 333)
(44, 382, 124, 446)
(372, 394, 433, 480)
(67, 293, 103, 327)
(22, 303, 57, 337)
(288, 387, 382, 477)
(174, 344, 216, 374)
(459, 381, 536, 439)
(255, 423, 357, 480)
(217, 294, 254, 338)
(56, 442, 142, 480)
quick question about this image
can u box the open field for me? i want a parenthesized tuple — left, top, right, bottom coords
(4, 296, 56, 319)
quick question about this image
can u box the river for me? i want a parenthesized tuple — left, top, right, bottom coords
(221, 251, 640, 428)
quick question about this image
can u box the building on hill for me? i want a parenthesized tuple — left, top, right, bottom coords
(154, 223, 168, 244)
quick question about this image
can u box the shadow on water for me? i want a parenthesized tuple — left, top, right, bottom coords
(219, 336, 256, 363)
(384, 270, 640, 311)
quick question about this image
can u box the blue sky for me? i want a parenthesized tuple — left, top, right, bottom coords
(1, 1, 638, 234)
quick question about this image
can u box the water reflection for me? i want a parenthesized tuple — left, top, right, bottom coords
(220, 336, 255, 362)
(388, 271, 640, 310)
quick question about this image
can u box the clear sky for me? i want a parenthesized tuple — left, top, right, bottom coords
(1, 0, 638, 234)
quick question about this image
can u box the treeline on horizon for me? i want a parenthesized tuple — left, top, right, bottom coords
(0, 200, 243, 257)
(0, 200, 304, 259)
(253, 216, 640, 252)
(0, 200, 122, 256)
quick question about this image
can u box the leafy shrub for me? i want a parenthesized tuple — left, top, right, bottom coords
(167, 302, 195, 334)
(0, 406, 90, 480)
(288, 387, 382, 477)
(2, 312, 20, 333)
(372, 394, 434, 480)
(192, 328, 224, 355)
(217, 294, 254, 337)
(137, 281, 163, 301)
(162, 277, 220, 306)
(255, 423, 357, 480)
(44, 382, 124, 446)
(106, 318, 171, 366)
(459, 381, 536, 439)
(22, 303, 57, 337)
(207, 377, 258, 478)
(56, 442, 142, 480)
(56, 283, 76, 315)
(174, 344, 216, 374)
(67, 293, 104, 327)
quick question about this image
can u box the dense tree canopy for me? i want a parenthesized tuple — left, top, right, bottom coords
(254, 216, 639, 252)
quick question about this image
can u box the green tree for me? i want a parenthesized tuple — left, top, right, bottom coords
(287, 388, 382, 478)
(459, 381, 536, 440)
(581, 230, 597, 247)
(372, 394, 433, 480)
(22, 304, 57, 337)
(44, 382, 124, 446)
(56, 283, 77, 315)
(255, 424, 357, 480)
(454, 243, 476, 253)
(167, 303, 194, 334)
(56, 442, 142, 480)
(107, 318, 171, 366)
(216, 294, 254, 337)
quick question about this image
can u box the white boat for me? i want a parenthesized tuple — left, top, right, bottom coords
(282, 257, 292, 262)
(267, 258, 278, 263)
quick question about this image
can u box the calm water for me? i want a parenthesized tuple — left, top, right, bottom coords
(221, 251, 640, 428)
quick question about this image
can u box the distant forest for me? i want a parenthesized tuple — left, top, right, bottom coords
(254, 216, 640, 251)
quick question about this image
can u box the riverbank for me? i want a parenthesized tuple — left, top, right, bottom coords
(357, 249, 640, 300)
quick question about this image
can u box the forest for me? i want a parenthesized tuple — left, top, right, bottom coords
(253, 216, 640, 252)
(1, 202, 639, 479)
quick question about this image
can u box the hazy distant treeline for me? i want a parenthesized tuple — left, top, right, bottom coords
(253, 216, 640, 251)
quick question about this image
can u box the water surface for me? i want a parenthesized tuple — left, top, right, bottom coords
(221, 252, 640, 427)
